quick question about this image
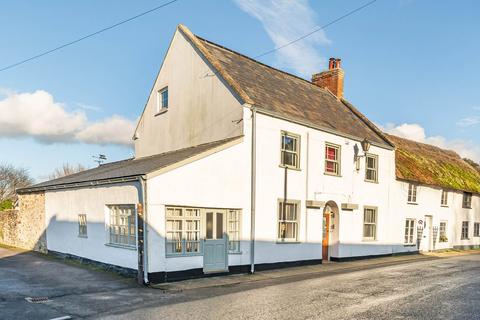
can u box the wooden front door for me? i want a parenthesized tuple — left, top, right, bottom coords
(322, 213, 330, 260)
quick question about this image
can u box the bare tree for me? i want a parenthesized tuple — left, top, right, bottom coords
(0, 163, 34, 206)
(48, 163, 87, 180)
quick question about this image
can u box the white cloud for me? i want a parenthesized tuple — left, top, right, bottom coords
(75, 115, 136, 146)
(0, 89, 135, 146)
(234, 0, 330, 78)
(75, 102, 102, 112)
(457, 116, 480, 127)
(383, 122, 480, 162)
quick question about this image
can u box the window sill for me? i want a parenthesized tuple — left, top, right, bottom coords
(364, 179, 379, 184)
(462, 207, 472, 209)
(362, 239, 377, 242)
(154, 108, 168, 116)
(407, 202, 418, 205)
(461, 238, 470, 241)
(403, 244, 416, 247)
(228, 251, 243, 255)
(105, 243, 137, 250)
(279, 165, 301, 171)
(78, 235, 88, 239)
(441, 205, 449, 208)
(324, 172, 341, 177)
(166, 252, 203, 258)
(276, 240, 301, 244)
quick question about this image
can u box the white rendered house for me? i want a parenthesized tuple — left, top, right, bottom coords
(18, 25, 480, 283)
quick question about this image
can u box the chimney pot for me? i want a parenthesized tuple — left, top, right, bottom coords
(335, 58, 341, 69)
(328, 57, 335, 70)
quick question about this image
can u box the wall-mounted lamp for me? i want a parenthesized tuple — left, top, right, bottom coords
(354, 138, 371, 171)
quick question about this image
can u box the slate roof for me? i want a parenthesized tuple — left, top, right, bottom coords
(387, 134, 480, 193)
(18, 137, 239, 193)
(178, 25, 393, 149)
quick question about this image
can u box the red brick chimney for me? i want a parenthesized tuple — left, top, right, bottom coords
(311, 58, 344, 99)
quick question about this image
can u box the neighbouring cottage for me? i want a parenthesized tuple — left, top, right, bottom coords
(16, 25, 480, 283)
(388, 134, 480, 251)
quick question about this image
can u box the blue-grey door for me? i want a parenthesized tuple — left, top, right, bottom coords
(203, 211, 228, 273)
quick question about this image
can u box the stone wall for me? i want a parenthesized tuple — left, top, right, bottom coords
(0, 192, 46, 252)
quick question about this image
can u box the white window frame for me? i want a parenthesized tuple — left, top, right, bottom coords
(107, 205, 136, 248)
(365, 153, 378, 182)
(363, 206, 377, 241)
(156, 86, 168, 114)
(277, 200, 300, 242)
(461, 221, 469, 240)
(441, 190, 448, 206)
(78, 214, 87, 238)
(165, 207, 201, 257)
(280, 131, 300, 169)
(325, 143, 341, 176)
(227, 209, 241, 253)
(404, 218, 415, 245)
(474, 222, 480, 237)
(439, 221, 448, 242)
(407, 183, 417, 203)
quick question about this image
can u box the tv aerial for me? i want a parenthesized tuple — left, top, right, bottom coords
(93, 154, 107, 166)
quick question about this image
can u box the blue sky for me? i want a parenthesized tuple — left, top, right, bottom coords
(1, 0, 480, 181)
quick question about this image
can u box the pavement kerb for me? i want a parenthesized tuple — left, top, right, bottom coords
(149, 253, 444, 292)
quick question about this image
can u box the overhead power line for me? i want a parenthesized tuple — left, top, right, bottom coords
(254, 0, 378, 59)
(0, 0, 180, 73)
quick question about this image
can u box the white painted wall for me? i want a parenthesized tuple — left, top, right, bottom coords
(392, 181, 480, 251)
(44, 182, 140, 270)
(134, 29, 244, 158)
(146, 139, 250, 273)
(454, 193, 480, 247)
(252, 112, 401, 259)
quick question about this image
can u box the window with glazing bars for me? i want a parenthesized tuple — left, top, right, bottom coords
(439, 222, 448, 242)
(156, 87, 168, 113)
(78, 214, 87, 237)
(474, 223, 480, 237)
(363, 207, 377, 240)
(325, 143, 340, 175)
(407, 184, 417, 203)
(441, 190, 448, 206)
(227, 210, 241, 252)
(365, 154, 378, 182)
(404, 219, 415, 244)
(166, 207, 201, 256)
(108, 205, 136, 247)
(463, 192, 472, 208)
(280, 132, 300, 169)
(461, 221, 469, 239)
(278, 201, 299, 241)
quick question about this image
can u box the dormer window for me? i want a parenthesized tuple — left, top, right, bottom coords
(156, 87, 168, 114)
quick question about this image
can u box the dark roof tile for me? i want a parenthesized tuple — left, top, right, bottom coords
(18, 137, 239, 193)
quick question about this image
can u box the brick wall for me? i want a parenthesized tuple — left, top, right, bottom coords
(0, 192, 47, 252)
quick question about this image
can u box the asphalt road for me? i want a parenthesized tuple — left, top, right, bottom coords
(1, 247, 480, 320)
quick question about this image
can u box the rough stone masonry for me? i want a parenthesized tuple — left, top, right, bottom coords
(0, 192, 46, 252)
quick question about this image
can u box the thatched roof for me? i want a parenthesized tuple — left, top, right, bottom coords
(387, 134, 480, 193)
